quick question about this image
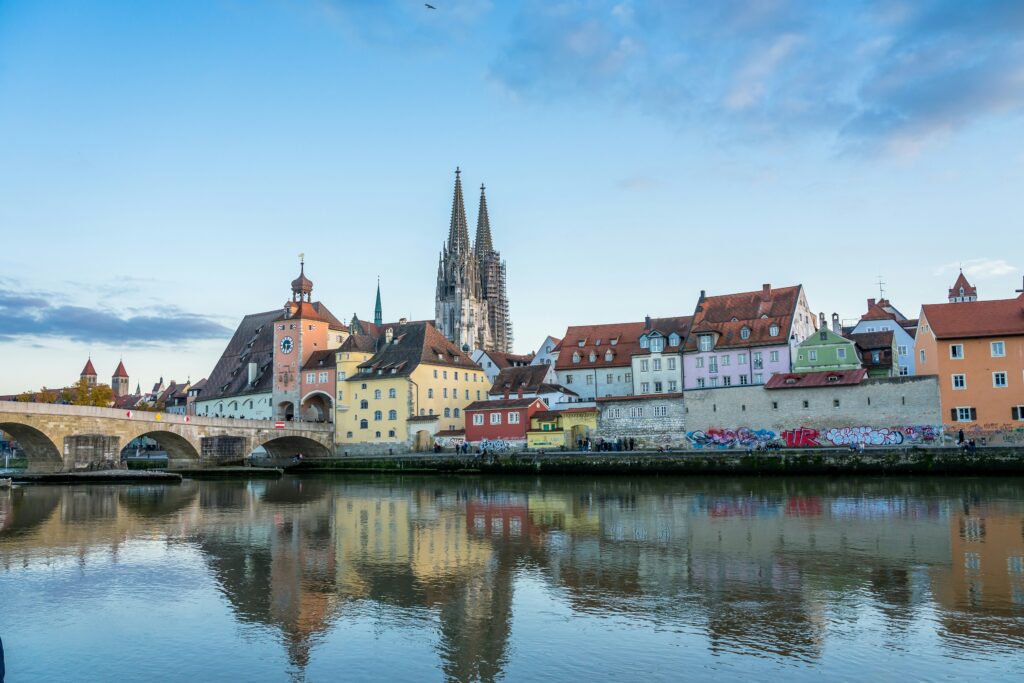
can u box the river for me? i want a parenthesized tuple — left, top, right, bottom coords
(1, 474, 1023, 682)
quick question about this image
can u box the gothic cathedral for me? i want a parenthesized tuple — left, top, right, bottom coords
(435, 168, 513, 353)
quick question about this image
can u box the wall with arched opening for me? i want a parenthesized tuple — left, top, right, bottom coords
(300, 392, 333, 423)
(121, 430, 201, 468)
(0, 422, 64, 472)
(258, 435, 332, 462)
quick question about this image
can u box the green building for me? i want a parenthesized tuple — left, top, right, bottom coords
(793, 327, 861, 372)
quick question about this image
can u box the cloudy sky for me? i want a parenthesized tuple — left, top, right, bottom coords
(1, 0, 1022, 394)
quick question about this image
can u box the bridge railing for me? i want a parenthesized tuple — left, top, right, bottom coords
(0, 400, 333, 432)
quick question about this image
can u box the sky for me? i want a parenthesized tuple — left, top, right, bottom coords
(1, 0, 1023, 394)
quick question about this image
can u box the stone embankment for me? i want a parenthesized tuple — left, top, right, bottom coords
(295, 447, 1024, 475)
(12, 470, 183, 484)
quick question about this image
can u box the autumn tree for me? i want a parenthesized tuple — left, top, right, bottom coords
(70, 379, 115, 407)
(16, 391, 34, 402)
(38, 387, 58, 403)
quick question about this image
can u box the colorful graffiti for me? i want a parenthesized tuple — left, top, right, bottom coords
(686, 428, 777, 450)
(434, 435, 465, 449)
(781, 427, 820, 448)
(479, 438, 520, 453)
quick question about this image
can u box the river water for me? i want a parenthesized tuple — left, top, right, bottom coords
(1, 474, 1023, 682)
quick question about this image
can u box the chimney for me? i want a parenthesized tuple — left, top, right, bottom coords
(867, 298, 876, 309)
(247, 362, 258, 385)
(644, 315, 651, 329)
(399, 317, 407, 326)
(517, 385, 524, 399)
(699, 289, 706, 303)
(761, 284, 771, 301)
(831, 313, 840, 334)
(503, 387, 510, 399)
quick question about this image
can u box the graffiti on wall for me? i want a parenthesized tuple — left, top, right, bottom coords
(434, 435, 465, 448)
(479, 438, 520, 453)
(686, 425, 945, 449)
(686, 428, 777, 450)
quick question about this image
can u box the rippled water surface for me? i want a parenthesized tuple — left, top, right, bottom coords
(2, 474, 1024, 682)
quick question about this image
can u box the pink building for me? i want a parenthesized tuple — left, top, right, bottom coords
(683, 284, 816, 389)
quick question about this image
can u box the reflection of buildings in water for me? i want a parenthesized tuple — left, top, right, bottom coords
(412, 510, 492, 582)
(526, 492, 600, 536)
(466, 496, 531, 541)
(930, 506, 1024, 644)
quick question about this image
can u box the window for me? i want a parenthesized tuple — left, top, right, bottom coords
(443, 388, 448, 398)
(473, 413, 484, 425)
(698, 335, 713, 352)
(1012, 406, 1024, 421)
(625, 373, 632, 382)
(317, 372, 328, 383)
(490, 412, 501, 425)
(872, 351, 881, 363)
(639, 336, 649, 349)
(739, 375, 748, 385)
(955, 407, 976, 422)
(669, 333, 680, 346)
(950, 344, 964, 359)
(360, 419, 368, 429)
(696, 357, 705, 368)
(629, 406, 643, 418)
(640, 360, 649, 372)
(465, 389, 469, 399)
(360, 399, 369, 409)
(433, 369, 438, 378)
(994, 372, 1008, 388)
(655, 381, 663, 392)
(572, 352, 580, 363)
(769, 324, 780, 336)
(650, 338, 664, 353)
(808, 350, 817, 362)
(740, 327, 750, 340)
(721, 355, 731, 367)
(820, 330, 828, 341)
(709, 377, 719, 387)
(607, 373, 614, 383)
(668, 357, 677, 371)
(605, 407, 621, 419)
(837, 348, 846, 360)
(668, 380, 678, 391)
(578, 339, 585, 347)
(802, 400, 809, 408)
(346, 431, 353, 438)
(444, 408, 450, 417)
(306, 372, 315, 384)
(992, 341, 1006, 357)
(388, 409, 397, 420)
(753, 352, 763, 369)
(389, 388, 397, 398)
(899, 366, 909, 376)
(375, 431, 381, 438)
(753, 373, 763, 384)
(454, 371, 459, 380)
(920, 349, 926, 364)
(443, 371, 448, 379)
(654, 405, 668, 417)
(605, 350, 613, 361)
(589, 351, 597, 362)
(709, 357, 718, 373)
(427, 388, 434, 398)
(388, 429, 396, 438)
(953, 374, 966, 390)
(585, 375, 593, 385)
(374, 389, 382, 399)
(454, 408, 460, 417)
(641, 382, 650, 393)
(771, 401, 778, 410)
(722, 376, 731, 386)
(653, 358, 662, 371)
(338, 390, 344, 400)
(737, 353, 747, 364)
(566, 375, 574, 384)
(509, 412, 520, 424)
(897, 345, 908, 356)
(833, 399, 840, 408)
(769, 350, 779, 363)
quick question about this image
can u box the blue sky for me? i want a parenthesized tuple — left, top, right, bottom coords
(1, 0, 1022, 393)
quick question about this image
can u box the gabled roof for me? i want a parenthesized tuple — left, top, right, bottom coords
(685, 284, 801, 351)
(641, 315, 693, 351)
(202, 309, 279, 400)
(349, 320, 480, 380)
(112, 360, 129, 378)
(302, 350, 337, 371)
(948, 271, 978, 299)
(488, 365, 551, 395)
(465, 397, 545, 411)
(81, 358, 97, 376)
(555, 321, 646, 369)
(277, 301, 347, 330)
(765, 369, 867, 389)
(922, 294, 1024, 339)
(848, 330, 895, 350)
(339, 333, 379, 354)
(481, 350, 534, 369)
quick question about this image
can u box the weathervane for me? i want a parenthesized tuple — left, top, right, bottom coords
(876, 275, 886, 300)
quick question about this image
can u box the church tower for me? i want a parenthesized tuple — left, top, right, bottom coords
(374, 279, 383, 327)
(435, 168, 513, 353)
(112, 360, 130, 397)
(948, 270, 978, 303)
(80, 358, 97, 387)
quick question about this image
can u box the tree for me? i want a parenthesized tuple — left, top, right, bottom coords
(71, 378, 92, 406)
(15, 391, 34, 402)
(38, 387, 58, 403)
(89, 384, 114, 407)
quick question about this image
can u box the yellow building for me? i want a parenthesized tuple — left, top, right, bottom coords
(335, 320, 488, 451)
(526, 407, 598, 449)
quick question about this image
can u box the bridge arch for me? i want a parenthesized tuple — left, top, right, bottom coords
(257, 434, 332, 461)
(120, 429, 201, 467)
(0, 421, 64, 472)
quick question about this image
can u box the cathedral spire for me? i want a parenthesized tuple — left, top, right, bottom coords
(447, 167, 470, 256)
(374, 277, 383, 326)
(474, 183, 493, 255)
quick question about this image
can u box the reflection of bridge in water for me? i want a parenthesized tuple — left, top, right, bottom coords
(0, 400, 333, 472)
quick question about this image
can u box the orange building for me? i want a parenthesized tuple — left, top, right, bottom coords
(915, 274, 1024, 434)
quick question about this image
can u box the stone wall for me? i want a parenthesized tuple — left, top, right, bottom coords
(682, 375, 943, 449)
(595, 396, 687, 449)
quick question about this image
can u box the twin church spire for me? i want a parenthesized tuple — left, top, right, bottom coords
(436, 168, 513, 353)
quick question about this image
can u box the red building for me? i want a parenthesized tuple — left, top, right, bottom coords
(464, 397, 547, 448)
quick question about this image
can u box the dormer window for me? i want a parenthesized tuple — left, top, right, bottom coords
(740, 327, 750, 340)
(639, 336, 649, 349)
(769, 324, 780, 336)
(604, 350, 613, 361)
(669, 333, 680, 346)
(960, 287, 965, 296)
(785, 377, 798, 385)
(827, 375, 840, 383)
(595, 339, 602, 346)
(588, 351, 596, 362)
(698, 334, 713, 352)
(572, 352, 581, 363)
(650, 338, 664, 353)
(610, 338, 618, 346)
(577, 339, 585, 347)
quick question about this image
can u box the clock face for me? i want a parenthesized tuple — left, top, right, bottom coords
(280, 336, 294, 354)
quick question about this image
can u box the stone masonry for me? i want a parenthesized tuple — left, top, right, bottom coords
(595, 395, 688, 449)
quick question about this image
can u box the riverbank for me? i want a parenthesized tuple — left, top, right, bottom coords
(294, 446, 1024, 475)
(11, 470, 183, 484)
(165, 466, 283, 479)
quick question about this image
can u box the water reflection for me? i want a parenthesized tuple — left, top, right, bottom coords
(2, 476, 1024, 681)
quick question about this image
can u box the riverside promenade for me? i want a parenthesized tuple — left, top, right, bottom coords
(294, 446, 1024, 475)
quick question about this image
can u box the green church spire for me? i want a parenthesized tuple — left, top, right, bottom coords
(374, 277, 383, 326)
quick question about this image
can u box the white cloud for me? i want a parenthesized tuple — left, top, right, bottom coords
(935, 258, 1018, 279)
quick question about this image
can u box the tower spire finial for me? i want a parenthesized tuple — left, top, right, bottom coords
(447, 167, 470, 255)
(474, 182, 493, 255)
(374, 277, 383, 326)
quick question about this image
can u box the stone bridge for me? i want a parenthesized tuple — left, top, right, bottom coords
(0, 400, 334, 472)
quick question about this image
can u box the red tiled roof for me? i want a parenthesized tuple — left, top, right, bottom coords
(112, 360, 129, 378)
(557, 406, 598, 414)
(685, 284, 802, 351)
(465, 397, 545, 411)
(765, 369, 867, 389)
(488, 365, 551, 395)
(435, 429, 465, 437)
(276, 301, 347, 330)
(948, 272, 978, 299)
(350, 321, 480, 379)
(848, 330, 894, 350)
(922, 294, 1024, 339)
(555, 321, 646, 370)
(302, 349, 337, 371)
(81, 358, 97, 376)
(596, 392, 684, 402)
(484, 350, 534, 369)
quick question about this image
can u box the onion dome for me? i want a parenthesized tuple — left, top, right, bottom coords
(291, 257, 313, 302)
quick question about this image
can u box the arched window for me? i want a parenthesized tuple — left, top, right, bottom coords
(388, 388, 396, 398)
(572, 352, 580, 363)
(360, 399, 368, 409)
(740, 326, 750, 340)
(605, 350, 613, 361)
(588, 352, 596, 362)
(374, 389, 381, 399)
(444, 407, 451, 417)
(359, 419, 368, 429)
(388, 409, 397, 420)
(454, 408, 460, 417)
(374, 410, 382, 421)
(428, 388, 434, 398)
(388, 429, 396, 438)
(375, 431, 381, 438)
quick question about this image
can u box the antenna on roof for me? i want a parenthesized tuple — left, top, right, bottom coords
(876, 275, 886, 300)
(1016, 276, 1024, 295)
